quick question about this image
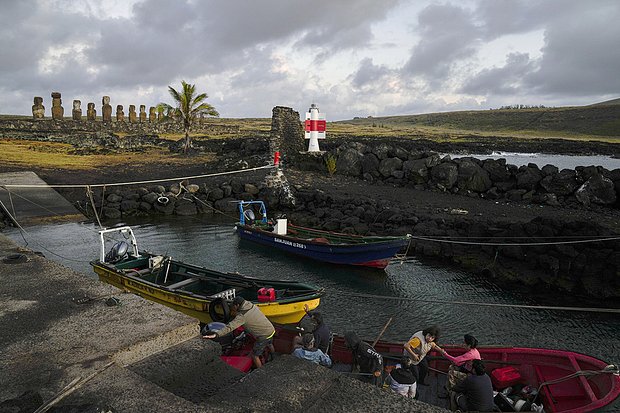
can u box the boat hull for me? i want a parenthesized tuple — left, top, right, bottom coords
(236, 225, 409, 269)
(270, 327, 620, 413)
(92, 259, 322, 325)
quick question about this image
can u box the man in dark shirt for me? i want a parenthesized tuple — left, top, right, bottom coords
(344, 331, 384, 386)
(304, 304, 331, 353)
(453, 359, 494, 412)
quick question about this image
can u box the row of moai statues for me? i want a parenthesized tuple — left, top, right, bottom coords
(32, 92, 164, 122)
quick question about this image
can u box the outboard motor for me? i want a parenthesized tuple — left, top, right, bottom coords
(202, 322, 247, 353)
(105, 241, 129, 263)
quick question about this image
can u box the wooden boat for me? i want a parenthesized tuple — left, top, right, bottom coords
(213, 323, 620, 413)
(235, 201, 411, 269)
(90, 226, 324, 325)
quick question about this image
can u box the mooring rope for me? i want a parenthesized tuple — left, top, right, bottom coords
(1, 164, 276, 188)
(409, 234, 620, 246)
(344, 292, 620, 314)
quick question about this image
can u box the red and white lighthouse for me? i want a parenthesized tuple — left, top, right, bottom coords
(304, 103, 326, 152)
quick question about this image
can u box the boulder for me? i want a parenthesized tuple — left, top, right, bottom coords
(360, 153, 380, 175)
(516, 164, 543, 191)
(456, 158, 492, 192)
(482, 158, 511, 182)
(540, 169, 580, 195)
(430, 162, 458, 189)
(575, 174, 617, 205)
(378, 157, 403, 178)
(403, 159, 428, 184)
(336, 148, 362, 177)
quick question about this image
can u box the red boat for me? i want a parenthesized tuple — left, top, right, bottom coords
(213, 324, 620, 413)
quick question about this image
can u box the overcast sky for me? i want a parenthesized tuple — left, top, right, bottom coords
(1, 0, 619, 120)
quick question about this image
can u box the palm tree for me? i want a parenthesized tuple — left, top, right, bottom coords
(158, 81, 219, 153)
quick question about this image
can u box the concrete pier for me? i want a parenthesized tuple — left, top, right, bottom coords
(0, 234, 449, 412)
(0, 172, 83, 226)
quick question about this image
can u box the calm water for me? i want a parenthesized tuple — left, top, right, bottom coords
(450, 152, 620, 170)
(5, 215, 620, 363)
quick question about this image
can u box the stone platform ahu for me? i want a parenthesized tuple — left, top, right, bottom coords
(0, 171, 83, 225)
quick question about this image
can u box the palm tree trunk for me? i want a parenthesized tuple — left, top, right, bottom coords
(183, 127, 190, 154)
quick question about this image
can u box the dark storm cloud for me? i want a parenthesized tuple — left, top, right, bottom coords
(460, 52, 536, 95)
(350, 58, 392, 88)
(401, 3, 481, 82)
(0, 0, 401, 114)
(461, 0, 620, 99)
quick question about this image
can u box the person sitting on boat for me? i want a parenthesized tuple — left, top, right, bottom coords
(386, 356, 417, 398)
(452, 359, 494, 412)
(403, 326, 442, 389)
(203, 296, 275, 369)
(292, 333, 332, 367)
(438, 334, 481, 391)
(344, 331, 383, 387)
(303, 303, 331, 354)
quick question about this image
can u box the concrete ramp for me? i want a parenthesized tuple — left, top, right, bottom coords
(0, 171, 84, 226)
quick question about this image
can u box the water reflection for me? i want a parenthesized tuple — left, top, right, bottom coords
(5, 216, 619, 362)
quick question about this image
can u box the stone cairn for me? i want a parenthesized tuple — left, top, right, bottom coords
(128, 105, 137, 123)
(149, 106, 156, 122)
(87, 102, 96, 121)
(72, 100, 82, 120)
(116, 105, 124, 122)
(51, 92, 64, 120)
(139, 105, 146, 123)
(102, 96, 112, 122)
(32, 97, 45, 119)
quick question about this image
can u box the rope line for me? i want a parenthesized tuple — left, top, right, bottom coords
(410, 235, 620, 246)
(1, 164, 275, 188)
(344, 292, 620, 314)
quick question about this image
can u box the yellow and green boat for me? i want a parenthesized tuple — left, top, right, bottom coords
(91, 226, 324, 325)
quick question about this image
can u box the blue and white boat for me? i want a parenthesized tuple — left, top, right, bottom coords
(234, 201, 411, 269)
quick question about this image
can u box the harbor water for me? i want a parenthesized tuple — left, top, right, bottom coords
(450, 152, 620, 170)
(6, 215, 619, 363)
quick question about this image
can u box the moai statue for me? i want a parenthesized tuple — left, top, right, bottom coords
(116, 105, 125, 122)
(128, 105, 137, 123)
(51, 92, 64, 120)
(72, 100, 82, 120)
(32, 97, 45, 119)
(139, 105, 146, 122)
(102, 96, 112, 122)
(157, 106, 164, 121)
(87, 102, 96, 121)
(148, 106, 156, 122)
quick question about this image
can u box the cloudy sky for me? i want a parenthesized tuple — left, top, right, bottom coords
(1, 0, 619, 120)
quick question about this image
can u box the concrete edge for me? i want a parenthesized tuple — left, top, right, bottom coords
(112, 323, 199, 367)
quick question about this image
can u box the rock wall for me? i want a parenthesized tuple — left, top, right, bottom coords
(269, 106, 304, 165)
(306, 141, 620, 209)
(76, 177, 292, 221)
(282, 188, 620, 300)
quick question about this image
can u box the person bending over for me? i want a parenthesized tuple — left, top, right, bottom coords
(344, 331, 383, 386)
(203, 296, 275, 368)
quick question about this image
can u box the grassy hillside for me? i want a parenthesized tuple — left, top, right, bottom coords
(335, 105, 620, 140)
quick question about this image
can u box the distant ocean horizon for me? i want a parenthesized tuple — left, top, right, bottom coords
(449, 152, 620, 170)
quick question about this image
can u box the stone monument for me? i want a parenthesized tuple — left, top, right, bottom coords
(157, 106, 164, 121)
(139, 105, 146, 122)
(32, 97, 45, 119)
(87, 103, 96, 121)
(149, 106, 156, 122)
(51, 92, 64, 120)
(116, 105, 125, 122)
(102, 96, 112, 122)
(72, 100, 82, 120)
(128, 105, 137, 123)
